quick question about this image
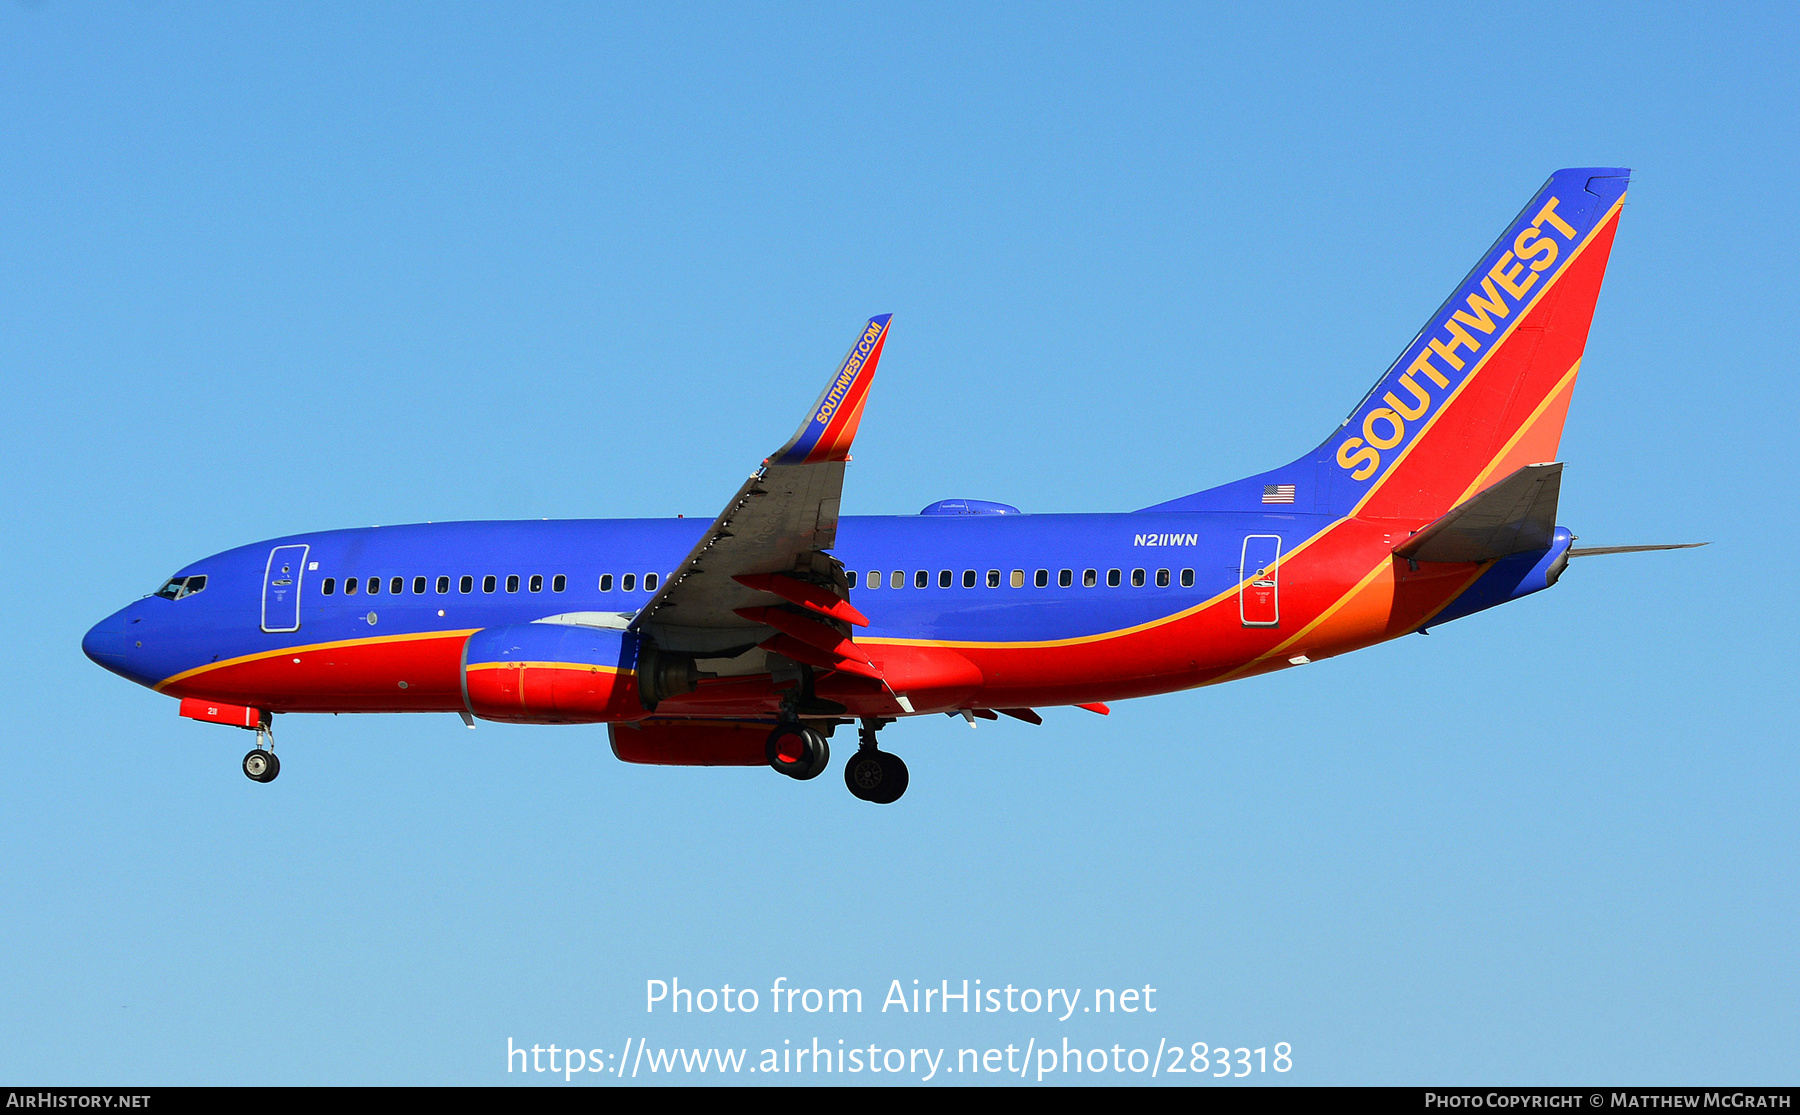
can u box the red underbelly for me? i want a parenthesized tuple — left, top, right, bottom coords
(161, 631, 473, 712)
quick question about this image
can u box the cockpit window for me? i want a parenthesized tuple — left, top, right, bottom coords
(154, 575, 208, 600)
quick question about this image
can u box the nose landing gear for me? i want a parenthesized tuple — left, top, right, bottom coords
(242, 747, 279, 783)
(844, 718, 907, 804)
(242, 721, 279, 783)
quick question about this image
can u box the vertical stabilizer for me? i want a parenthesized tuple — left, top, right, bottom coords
(1145, 169, 1627, 520)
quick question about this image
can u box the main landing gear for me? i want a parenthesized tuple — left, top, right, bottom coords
(843, 718, 907, 805)
(242, 721, 279, 783)
(765, 716, 909, 804)
(766, 722, 830, 781)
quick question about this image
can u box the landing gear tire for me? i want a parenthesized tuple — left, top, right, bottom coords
(844, 749, 908, 804)
(242, 748, 280, 783)
(766, 725, 829, 781)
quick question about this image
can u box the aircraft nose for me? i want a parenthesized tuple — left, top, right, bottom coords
(82, 603, 149, 683)
(84, 602, 167, 689)
(83, 613, 127, 667)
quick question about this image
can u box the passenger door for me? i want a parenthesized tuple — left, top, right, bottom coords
(261, 544, 309, 633)
(1239, 535, 1281, 627)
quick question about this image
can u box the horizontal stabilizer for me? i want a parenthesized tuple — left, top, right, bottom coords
(1569, 542, 1709, 557)
(1394, 463, 1562, 563)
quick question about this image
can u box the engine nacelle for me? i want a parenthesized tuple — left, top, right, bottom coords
(461, 624, 653, 724)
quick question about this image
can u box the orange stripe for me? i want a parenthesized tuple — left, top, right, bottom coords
(1451, 358, 1582, 505)
(154, 629, 480, 692)
(466, 660, 626, 674)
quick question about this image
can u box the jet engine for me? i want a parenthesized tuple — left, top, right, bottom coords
(460, 623, 669, 724)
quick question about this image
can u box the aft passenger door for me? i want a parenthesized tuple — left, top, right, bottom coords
(1239, 535, 1280, 627)
(261, 544, 309, 633)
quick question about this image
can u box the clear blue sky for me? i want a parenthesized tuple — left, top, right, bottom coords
(2, 2, 1795, 1086)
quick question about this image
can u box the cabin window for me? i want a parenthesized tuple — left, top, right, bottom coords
(1010, 569, 1025, 588)
(1059, 569, 1073, 588)
(506, 575, 520, 593)
(1156, 568, 1171, 587)
(986, 569, 1001, 588)
(321, 578, 336, 595)
(346, 578, 359, 595)
(600, 574, 614, 592)
(623, 573, 637, 592)
(1083, 569, 1097, 587)
(645, 573, 659, 591)
(1180, 568, 1195, 587)
(459, 575, 473, 594)
(366, 577, 380, 595)
(1131, 568, 1146, 587)
(387, 576, 400, 595)
(865, 571, 879, 589)
(962, 569, 976, 588)
(552, 574, 566, 592)
(1034, 569, 1049, 588)
(915, 570, 928, 589)
(1107, 569, 1122, 587)
(938, 569, 952, 588)
(846, 571, 859, 589)
(483, 575, 497, 593)
(437, 576, 450, 594)
(412, 576, 426, 594)
(890, 570, 903, 589)
(529, 574, 543, 593)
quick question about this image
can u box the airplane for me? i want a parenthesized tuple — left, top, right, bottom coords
(83, 167, 1702, 804)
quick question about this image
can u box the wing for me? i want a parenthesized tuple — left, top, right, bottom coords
(632, 315, 891, 659)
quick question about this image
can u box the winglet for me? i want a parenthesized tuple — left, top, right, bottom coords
(769, 314, 892, 465)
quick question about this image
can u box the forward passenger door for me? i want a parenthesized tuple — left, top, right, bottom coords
(261, 544, 309, 633)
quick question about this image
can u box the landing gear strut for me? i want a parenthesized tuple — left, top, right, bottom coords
(844, 718, 907, 804)
(242, 720, 279, 783)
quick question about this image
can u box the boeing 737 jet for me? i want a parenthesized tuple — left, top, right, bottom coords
(84, 167, 1698, 803)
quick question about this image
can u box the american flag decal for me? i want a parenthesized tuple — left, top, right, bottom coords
(1262, 484, 1296, 504)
